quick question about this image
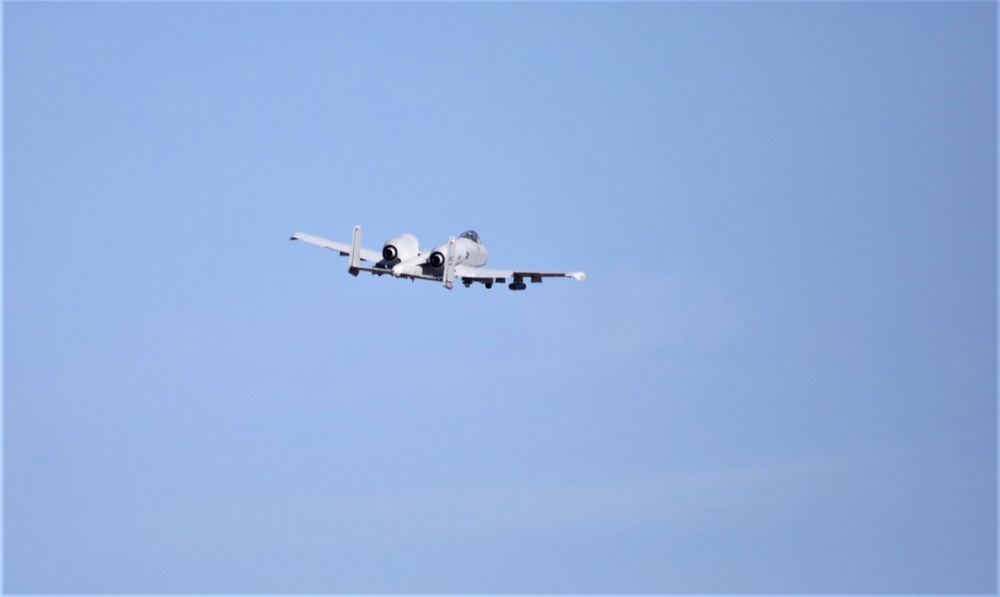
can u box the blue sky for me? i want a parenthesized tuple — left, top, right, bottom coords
(3, 1, 996, 593)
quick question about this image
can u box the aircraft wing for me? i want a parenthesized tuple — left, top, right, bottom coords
(455, 264, 586, 282)
(290, 232, 382, 263)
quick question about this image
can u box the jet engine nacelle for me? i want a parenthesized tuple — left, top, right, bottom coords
(382, 234, 419, 264)
(428, 242, 465, 269)
(428, 248, 449, 268)
(428, 238, 488, 269)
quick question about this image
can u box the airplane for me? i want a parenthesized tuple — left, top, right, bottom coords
(290, 225, 585, 291)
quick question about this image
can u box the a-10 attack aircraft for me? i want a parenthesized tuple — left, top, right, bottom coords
(291, 225, 585, 291)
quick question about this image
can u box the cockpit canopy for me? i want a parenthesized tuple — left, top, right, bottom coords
(458, 230, 481, 244)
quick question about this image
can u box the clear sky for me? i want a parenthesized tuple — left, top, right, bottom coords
(3, 1, 996, 594)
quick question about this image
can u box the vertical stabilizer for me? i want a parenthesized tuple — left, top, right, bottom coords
(348, 225, 362, 276)
(442, 237, 457, 290)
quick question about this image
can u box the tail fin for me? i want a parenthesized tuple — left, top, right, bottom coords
(347, 225, 362, 276)
(442, 237, 457, 290)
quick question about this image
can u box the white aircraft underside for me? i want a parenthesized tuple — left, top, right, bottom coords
(291, 226, 585, 291)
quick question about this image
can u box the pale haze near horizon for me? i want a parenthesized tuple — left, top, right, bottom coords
(3, 2, 996, 593)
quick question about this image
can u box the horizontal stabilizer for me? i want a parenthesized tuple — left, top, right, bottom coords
(290, 231, 382, 263)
